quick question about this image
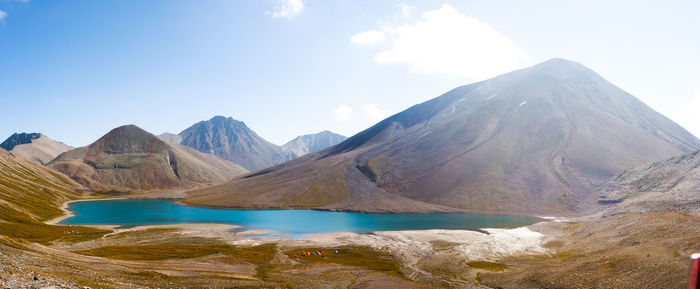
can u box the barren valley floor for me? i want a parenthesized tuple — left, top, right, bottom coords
(1, 195, 698, 289)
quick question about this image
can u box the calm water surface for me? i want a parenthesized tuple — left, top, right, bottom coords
(60, 199, 541, 238)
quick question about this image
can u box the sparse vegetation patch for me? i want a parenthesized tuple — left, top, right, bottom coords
(466, 260, 510, 271)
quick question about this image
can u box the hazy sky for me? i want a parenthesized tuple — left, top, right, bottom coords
(1, 0, 698, 146)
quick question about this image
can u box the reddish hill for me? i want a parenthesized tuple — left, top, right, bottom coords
(49, 125, 247, 192)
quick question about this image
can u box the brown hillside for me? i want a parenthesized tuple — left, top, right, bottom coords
(0, 148, 81, 222)
(48, 125, 247, 192)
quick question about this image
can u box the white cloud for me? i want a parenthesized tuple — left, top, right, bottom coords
(353, 4, 529, 80)
(351, 30, 385, 48)
(333, 104, 352, 122)
(0, 10, 7, 21)
(363, 103, 395, 120)
(398, 3, 413, 17)
(269, 0, 304, 19)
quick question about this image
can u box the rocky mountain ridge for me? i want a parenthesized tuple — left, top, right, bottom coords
(176, 116, 345, 170)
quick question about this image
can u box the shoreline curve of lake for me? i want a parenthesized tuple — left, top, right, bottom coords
(59, 199, 542, 238)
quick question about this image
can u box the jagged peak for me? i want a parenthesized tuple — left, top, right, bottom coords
(1, 132, 43, 151)
(209, 115, 246, 125)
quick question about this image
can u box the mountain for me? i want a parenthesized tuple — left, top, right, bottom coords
(597, 150, 700, 216)
(274, 131, 347, 164)
(184, 59, 700, 214)
(1, 132, 41, 150)
(178, 116, 281, 171)
(1, 133, 73, 165)
(0, 147, 81, 222)
(48, 125, 247, 192)
(158, 132, 182, 144)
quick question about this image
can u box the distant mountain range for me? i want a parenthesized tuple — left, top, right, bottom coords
(0, 133, 72, 165)
(184, 59, 700, 214)
(158, 132, 182, 145)
(2, 119, 344, 192)
(274, 131, 347, 164)
(48, 125, 247, 192)
(163, 116, 346, 171)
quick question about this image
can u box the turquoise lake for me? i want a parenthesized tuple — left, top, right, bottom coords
(60, 199, 541, 238)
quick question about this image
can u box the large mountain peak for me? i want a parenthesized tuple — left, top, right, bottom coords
(534, 58, 589, 72)
(186, 59, 700, 214)
(513, 58, 599, 82)
(205, 116, 250, 130)
(179, 116, 281, 171)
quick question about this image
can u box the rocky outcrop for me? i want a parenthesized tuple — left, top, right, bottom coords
(598, 150, 700, 216)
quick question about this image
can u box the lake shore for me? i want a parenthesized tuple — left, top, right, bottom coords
(53, 198, 543, 238)
(45, 197, 129, 225)
(43, 188, 193, 226)
(48, 196, 558, 264)
(223, 220, 560, 264)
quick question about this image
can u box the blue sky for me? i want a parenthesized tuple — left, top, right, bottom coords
(1, 0, 698, 146)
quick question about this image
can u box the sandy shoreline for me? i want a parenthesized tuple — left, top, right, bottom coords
(220, 221, 558, 268)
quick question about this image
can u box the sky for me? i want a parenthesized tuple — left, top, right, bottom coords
(0, 0, 699, 147)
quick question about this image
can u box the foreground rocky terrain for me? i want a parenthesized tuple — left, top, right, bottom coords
(1, 209, 697, 288)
